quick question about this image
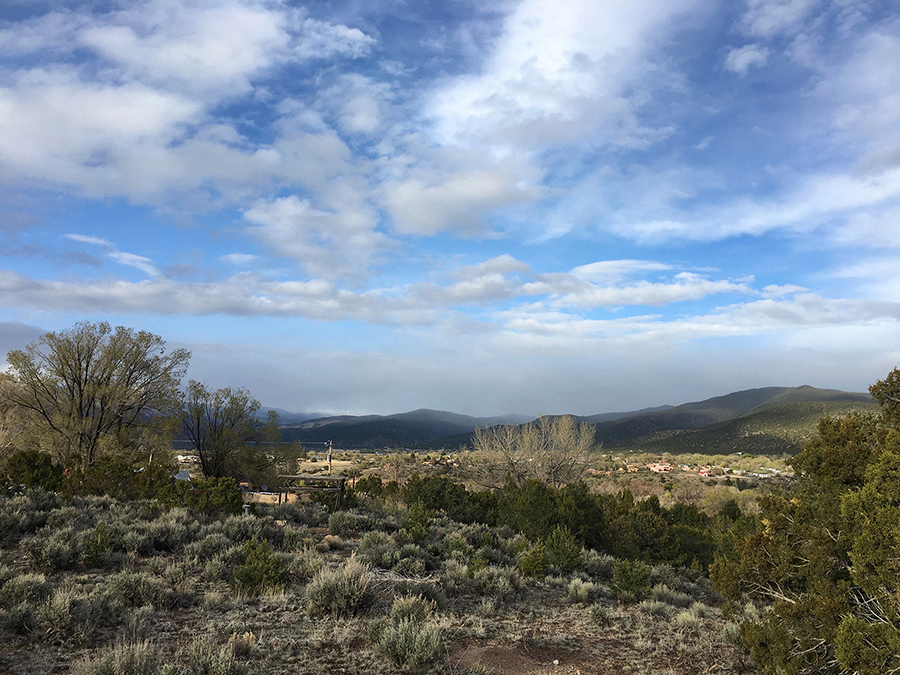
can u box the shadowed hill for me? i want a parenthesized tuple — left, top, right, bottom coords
(279, 409, 531, 448)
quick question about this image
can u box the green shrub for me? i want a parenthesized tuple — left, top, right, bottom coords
(387, 542, 435, 577)
(22, 527, 79, 572)
(675, 607, 703, 631)
(328, 510, 355, 538)
(392, 580, 447, 609)
(566, 578, 597, 604)
(370, 618, 444, 669)
(370, 592, 444, 670)
(183, 636, 247, 675)
(230, 539, 290, 596)
(79, 521, 116, 567)
(0, 490, 58, 540)
(185, 533, 232, 560)
(41, 584, 122, 645)
(588, 603, 611, 627)
(1, 449, 63, 491)
(471, 564, 520, 598)
(637, 599, 671, 617)
(389, 594, 435, 624)
(517, 540, 547, 579)
(612, 559, 651, 603)
(122, 529, 154, 556)
(147, 513, 192, 552)
(0, 572, 52, 607)
(122, 606, 155, 644)
(110, 571, 177, 609)
(438, 559, 472, 597)
(1, 601, 38, 634)
(582, 549, 614, 581)
(545, 525, 583, 574)
(203, 556, 230, 583)
(306, 557, 376, 617)
(402, 500, 432, 542)
(290, 546, 324, 581)
(71, 639, 163, 675)
(651, 564, 720, 605)
(651, 583, 693, 608)
(217, 514, 284, 548)
(357, 530, 396, 568)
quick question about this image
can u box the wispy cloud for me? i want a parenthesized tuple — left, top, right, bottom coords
(64, 233, 160, 277)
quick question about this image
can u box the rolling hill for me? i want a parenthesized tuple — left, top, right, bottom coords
(611, 398, 879, 455)
(276, 385, 876, 455)
(590, 385, 875, 450)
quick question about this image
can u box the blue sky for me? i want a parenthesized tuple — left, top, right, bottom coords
(1, 0, 899, 416)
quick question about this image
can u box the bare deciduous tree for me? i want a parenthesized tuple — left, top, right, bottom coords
(472, 415, 597, 488)
(181, 380, 284, 482)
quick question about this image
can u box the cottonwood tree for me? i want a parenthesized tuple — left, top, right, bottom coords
(5, 322, 190, 468)
(472, 415, 596, 488)
(181, 380, 284, 482)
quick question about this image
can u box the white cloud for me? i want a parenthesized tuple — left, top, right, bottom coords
(243, 195, 387, 281)
(64, 233, 113, 247)
(74, 1, 373, 98)
(79, 2, 289, 96)
(570, 259, 672, 283)
(412, 255, 532, 305)
(291, 15, 374, 61)
(0, 71, 200, 184)
(724, 44, 769, 74)
(0, 269, 411, 323)
(738, 0, 819, 38)
(384, 159, 543, 236)
(817, 28, 900, 158)
(63, 233, 160, 278)
(427, 0, 699, 151)
(0, 1, 376, 208)
(220, 254, 261, 266)
(315, 74, 390, 136)
(493, 293, 900, 350)
(609, 165, 900, 245)
(108, 251, 160, 277)
(0, 11, 84, 55)
(550, 273, 755, 308)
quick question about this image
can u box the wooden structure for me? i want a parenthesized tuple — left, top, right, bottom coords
(278, 474, 347, 508)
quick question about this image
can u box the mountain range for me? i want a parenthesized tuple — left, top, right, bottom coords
(274, 385, 877, 455)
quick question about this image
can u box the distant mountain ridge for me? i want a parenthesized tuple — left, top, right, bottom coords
(278, 409, 532, 448)
(274, 385, 875, 454)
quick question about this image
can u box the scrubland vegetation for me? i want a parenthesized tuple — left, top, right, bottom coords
(2, 322, 900, 674)
(0, 481, 756, 674)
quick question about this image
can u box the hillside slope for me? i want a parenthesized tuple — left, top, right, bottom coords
(591, 386, 872, 448)
(607, 398, 878, 455)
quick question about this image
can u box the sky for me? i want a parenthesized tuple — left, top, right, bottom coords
(1, 0, 899, 417)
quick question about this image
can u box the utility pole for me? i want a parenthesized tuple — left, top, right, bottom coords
(327, 440, 333, 475)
